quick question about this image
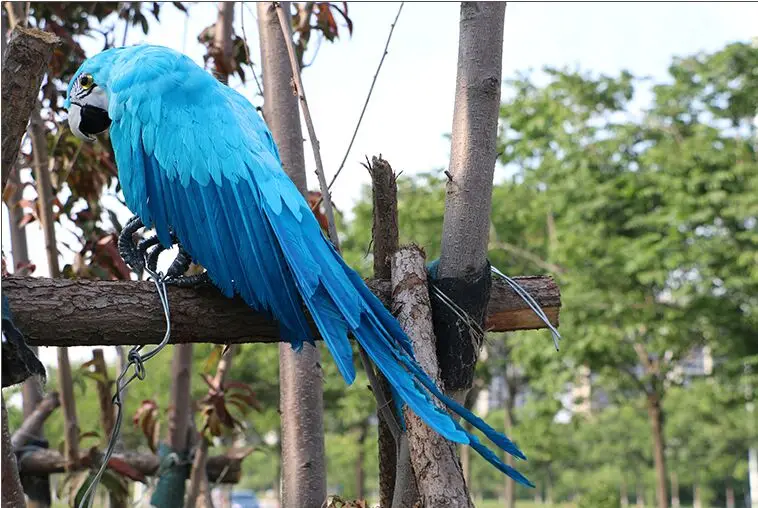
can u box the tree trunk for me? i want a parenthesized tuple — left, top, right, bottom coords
(90, 349, 126, 508)
(438, 1, 505, 278)
(503, 400, 516, 508)
(392, 246, 473, 508)
(436, 1, 506, 404)
(355, 419, 368, 500)
(725, 482, 735, 508)
(692, 484, 702, 508)
(258, 4, 327, 507)
(1, 396, 26, 508)
(646, 393, 668, 508)
(670, 470, 679, 508)
(621, 479, 629, 507)
(636, 484, 645, 508)
(168, 344, 193, 453)
(187, 345, 235, 508)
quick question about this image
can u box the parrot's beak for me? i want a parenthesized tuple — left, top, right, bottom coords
(69, 103, 111, 142)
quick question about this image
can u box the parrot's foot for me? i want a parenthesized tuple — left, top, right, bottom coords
(118, 215, 212, 288)
(118, 216, 146, 276)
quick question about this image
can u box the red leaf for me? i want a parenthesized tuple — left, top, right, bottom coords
(106, 457, 147, 483)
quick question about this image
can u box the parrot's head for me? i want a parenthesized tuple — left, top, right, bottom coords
(65, 49, 119, 142)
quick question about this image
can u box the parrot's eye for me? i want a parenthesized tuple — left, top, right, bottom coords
(79, 74, 94, 89)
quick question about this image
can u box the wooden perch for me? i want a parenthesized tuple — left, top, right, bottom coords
(16, 448, 245, 484)
(1, 26, 60, 191)
(1, 275, 559, 347)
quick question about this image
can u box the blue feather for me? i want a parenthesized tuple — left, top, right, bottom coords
(68, 44, 534, 486)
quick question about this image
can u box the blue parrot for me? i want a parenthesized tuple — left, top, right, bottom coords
(65, 44, 532, 487)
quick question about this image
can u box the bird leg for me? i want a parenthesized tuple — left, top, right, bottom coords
(118, 216, 146, 276)
(117, 215, 212, 288)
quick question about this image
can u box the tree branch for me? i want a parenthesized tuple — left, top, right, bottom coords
(325, 5, 404, 195)
(16, 449, 244, 483)
(2, 275, 559, 347)
(1, 26, 59, 192)
(10, 391, 59, 449)
(392, 245, 472, 507)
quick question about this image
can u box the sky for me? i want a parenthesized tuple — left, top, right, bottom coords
(3, 1, 756, 365)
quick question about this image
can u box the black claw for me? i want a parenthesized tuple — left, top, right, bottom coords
(146, 243, 166, 273)
(166, 245, 193, 279)
(166, 271, 212, 288)
(118, 216, 145, 275)
(118, 214, 211, 288)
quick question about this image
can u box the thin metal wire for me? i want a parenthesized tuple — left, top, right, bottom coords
(490, 266, 562, 350)
(79, 265, 172, 508)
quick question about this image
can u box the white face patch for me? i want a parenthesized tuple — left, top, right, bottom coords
(68, 104, 94, 142)
(68, 86, 110, 142)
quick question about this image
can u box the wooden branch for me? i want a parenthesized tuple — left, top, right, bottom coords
(16, 449, 243, 484)
(10, 392, 59, 449)
(1, 26, 59, 191)
(368, 155, 402, 508)
(91, 350, 115, 439)
(1, 275, 559, 347)
(392, 245, 472, 507)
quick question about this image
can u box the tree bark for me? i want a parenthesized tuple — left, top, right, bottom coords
(212, 2, 234, 85)
(355, 419, 368, 501)
(646, 393, 668, 508)
(438, 1, 505, 280)
(90, 350, 115, 439)
(29, 96, 83, 474)
(90, 349, 125, 508)
(2, 275, 559, 347)
(503, 396, 516, 508)
(258, 3, 327, 506)
(168, 344, 193, 453)
(391, 435, 419, 508)
(1, 26, 59, 192)
(670, 470, 679, 508)
(368, 155, 402, 508)
(2, 396, 26, 508)
(392, 245, 473, 508)
(436, 1, 506, 404)
(187, 346, 235, 508)
(16, 448, 244, 483)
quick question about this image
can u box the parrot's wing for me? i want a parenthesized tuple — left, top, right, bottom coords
(107, 45, 532, 486)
